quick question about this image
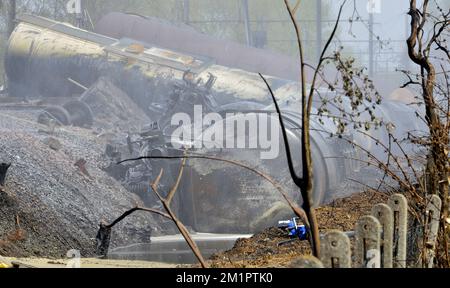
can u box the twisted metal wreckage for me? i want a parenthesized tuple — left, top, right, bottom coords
(1, 14, 425, 233)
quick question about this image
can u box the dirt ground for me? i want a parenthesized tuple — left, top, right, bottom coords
(1, 257, 176, 268)
(204, 190, 390, 268)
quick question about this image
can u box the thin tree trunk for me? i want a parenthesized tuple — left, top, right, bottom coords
(302, 115, 320, 256)
(406, 0, 450, 267)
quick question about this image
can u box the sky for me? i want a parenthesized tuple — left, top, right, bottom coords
(326, 0, 412, 73)
(339, 0, 410, 41)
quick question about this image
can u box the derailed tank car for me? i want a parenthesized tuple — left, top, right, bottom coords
(4, 15, 423, 233)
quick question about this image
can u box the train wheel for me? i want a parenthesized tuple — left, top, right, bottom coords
(37, 106, 71, 126)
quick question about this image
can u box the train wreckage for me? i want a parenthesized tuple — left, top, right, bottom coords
(1, 14, 424, 233)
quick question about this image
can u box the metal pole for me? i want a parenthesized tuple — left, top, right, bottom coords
(183, 0, 190, 24)
(369, 13, 374, 76)
(316, 0, 322, 61)
(76, 0, 84, 28)
(242, 0, 253, 47)
(7, 0, 16, 37)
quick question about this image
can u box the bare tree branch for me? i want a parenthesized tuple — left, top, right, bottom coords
(150, 168, 208, 268)
(258, 73, 302, 187)
(106, 207, 171, 229)
(166, 156, 187, 205)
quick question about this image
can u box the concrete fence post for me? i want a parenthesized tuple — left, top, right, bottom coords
(387, 194, 408, 268)
(372, 203, 393, 268)
(355, 215, 382, 268)
(320, 230, 352, 268)
(424, 194, 442, 268)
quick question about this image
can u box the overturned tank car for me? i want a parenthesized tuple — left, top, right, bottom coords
(3, 14, 423, 233)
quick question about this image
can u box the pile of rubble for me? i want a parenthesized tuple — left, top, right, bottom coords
(0, 102, 172, 258)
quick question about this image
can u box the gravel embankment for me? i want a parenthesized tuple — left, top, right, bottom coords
(0, 111, 169, 258)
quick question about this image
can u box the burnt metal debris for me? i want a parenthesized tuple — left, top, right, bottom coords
(95, 222, 112, 258)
